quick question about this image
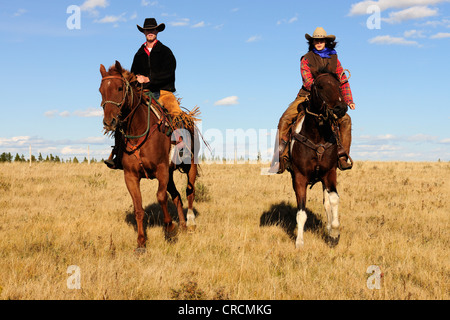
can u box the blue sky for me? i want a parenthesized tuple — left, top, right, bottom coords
(0, 0, 449, 162)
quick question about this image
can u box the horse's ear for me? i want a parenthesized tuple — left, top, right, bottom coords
(115, 60, 123, 74)
(100, 64, 107, 77)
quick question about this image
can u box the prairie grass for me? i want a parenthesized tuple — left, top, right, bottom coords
(0, 161, 448, 300)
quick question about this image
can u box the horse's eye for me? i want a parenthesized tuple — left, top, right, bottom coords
(118, 87, 123, 91)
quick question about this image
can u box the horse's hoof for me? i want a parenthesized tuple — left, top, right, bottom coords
(187, 224, 197, 233)
(179, 222, 187, 232)
(164, 221, 179, 242)
(134, 247, 147, 255)
(326, 235, 340, 248)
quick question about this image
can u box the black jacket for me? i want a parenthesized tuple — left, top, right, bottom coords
(131, 41, 176, 92)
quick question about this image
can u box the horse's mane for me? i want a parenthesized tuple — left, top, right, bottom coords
(316, 67, 340, 82)
(107, 65, 137, 84)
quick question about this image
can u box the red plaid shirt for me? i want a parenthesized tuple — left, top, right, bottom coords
(301, 56, 354, 105)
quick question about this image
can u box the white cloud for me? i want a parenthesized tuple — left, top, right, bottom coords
(277, 15, 298, 25)
(358, 134, 397, 142)
(369, 35, 420, 45)
(141, 0, 158, 6)
(80, 0, 109, 12)
(192, 21, 206, 28)
(95, 13, 127, 24)
(352, 133, 450, 161)
(61, 146, 90, 155)
(78, 137, 109, 144)
(169, 18, 190, 27)
(349, 0, 448, 15)
(404, 29, 426, 37)
(44, 110, 59, 118)
(430, 32, 450, 38)
(73, 108, 104, 117)
(246, 35, 262, 43)
(44, 108, 103, 118)
(382, 6, 439, 23)
(0, 135, 111, 160)
(406, 134, 437, 142)
(13, 9, 27, 17)
(214, 96, 239, 106)
(288, 16, 299, 23)
(420, 18, 450, 27)
(0, 136, 31, 147)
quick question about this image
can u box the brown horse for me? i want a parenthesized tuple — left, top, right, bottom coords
(289, 70, 349, 248)
(99, 61, 199, 250)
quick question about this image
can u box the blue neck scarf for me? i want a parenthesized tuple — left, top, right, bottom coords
(313, 47, 337, 58)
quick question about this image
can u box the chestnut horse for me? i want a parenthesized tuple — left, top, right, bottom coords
(99, 61, 199, 250)
(290, 70, 349, 248)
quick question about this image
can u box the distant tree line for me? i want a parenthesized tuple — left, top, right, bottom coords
(0, 152, 102, 164)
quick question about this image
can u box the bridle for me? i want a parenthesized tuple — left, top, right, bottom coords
(100, 75, 134, 113)
(100, 73, 162, 141)
(306, 73, 340, 125)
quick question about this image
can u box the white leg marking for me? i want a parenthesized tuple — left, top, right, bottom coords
(328, 191, 340, 238)
(186, 209, 196, 228)
(323, 189, 332, 234)
(296, 209, 307, 248)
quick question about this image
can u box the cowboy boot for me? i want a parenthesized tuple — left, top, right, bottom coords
(337, 114, 352, 170)
(104, 129, 124, 170)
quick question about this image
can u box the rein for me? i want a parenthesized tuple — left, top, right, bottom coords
(101, 74, 168, 179)
(306, 73, 342, 126)
(292, 73, 343, 184)
(101, 75, 159, 140)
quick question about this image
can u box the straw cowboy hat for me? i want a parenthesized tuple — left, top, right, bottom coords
(137, 18, 165, 33)
(305, 27, 336, 41)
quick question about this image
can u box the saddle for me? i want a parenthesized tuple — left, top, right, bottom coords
(287, 104, 352, 171)
(144, 91, 200, 138)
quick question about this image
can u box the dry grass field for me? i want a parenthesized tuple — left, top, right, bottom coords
(0, 161, 448, 300)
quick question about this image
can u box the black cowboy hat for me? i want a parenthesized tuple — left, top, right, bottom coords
(137, 18, 165, 33)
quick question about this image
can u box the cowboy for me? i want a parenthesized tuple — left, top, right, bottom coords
(131, 18, 182, 118)
(104, 18, 184, 169)
(269, 27, 355, 174)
